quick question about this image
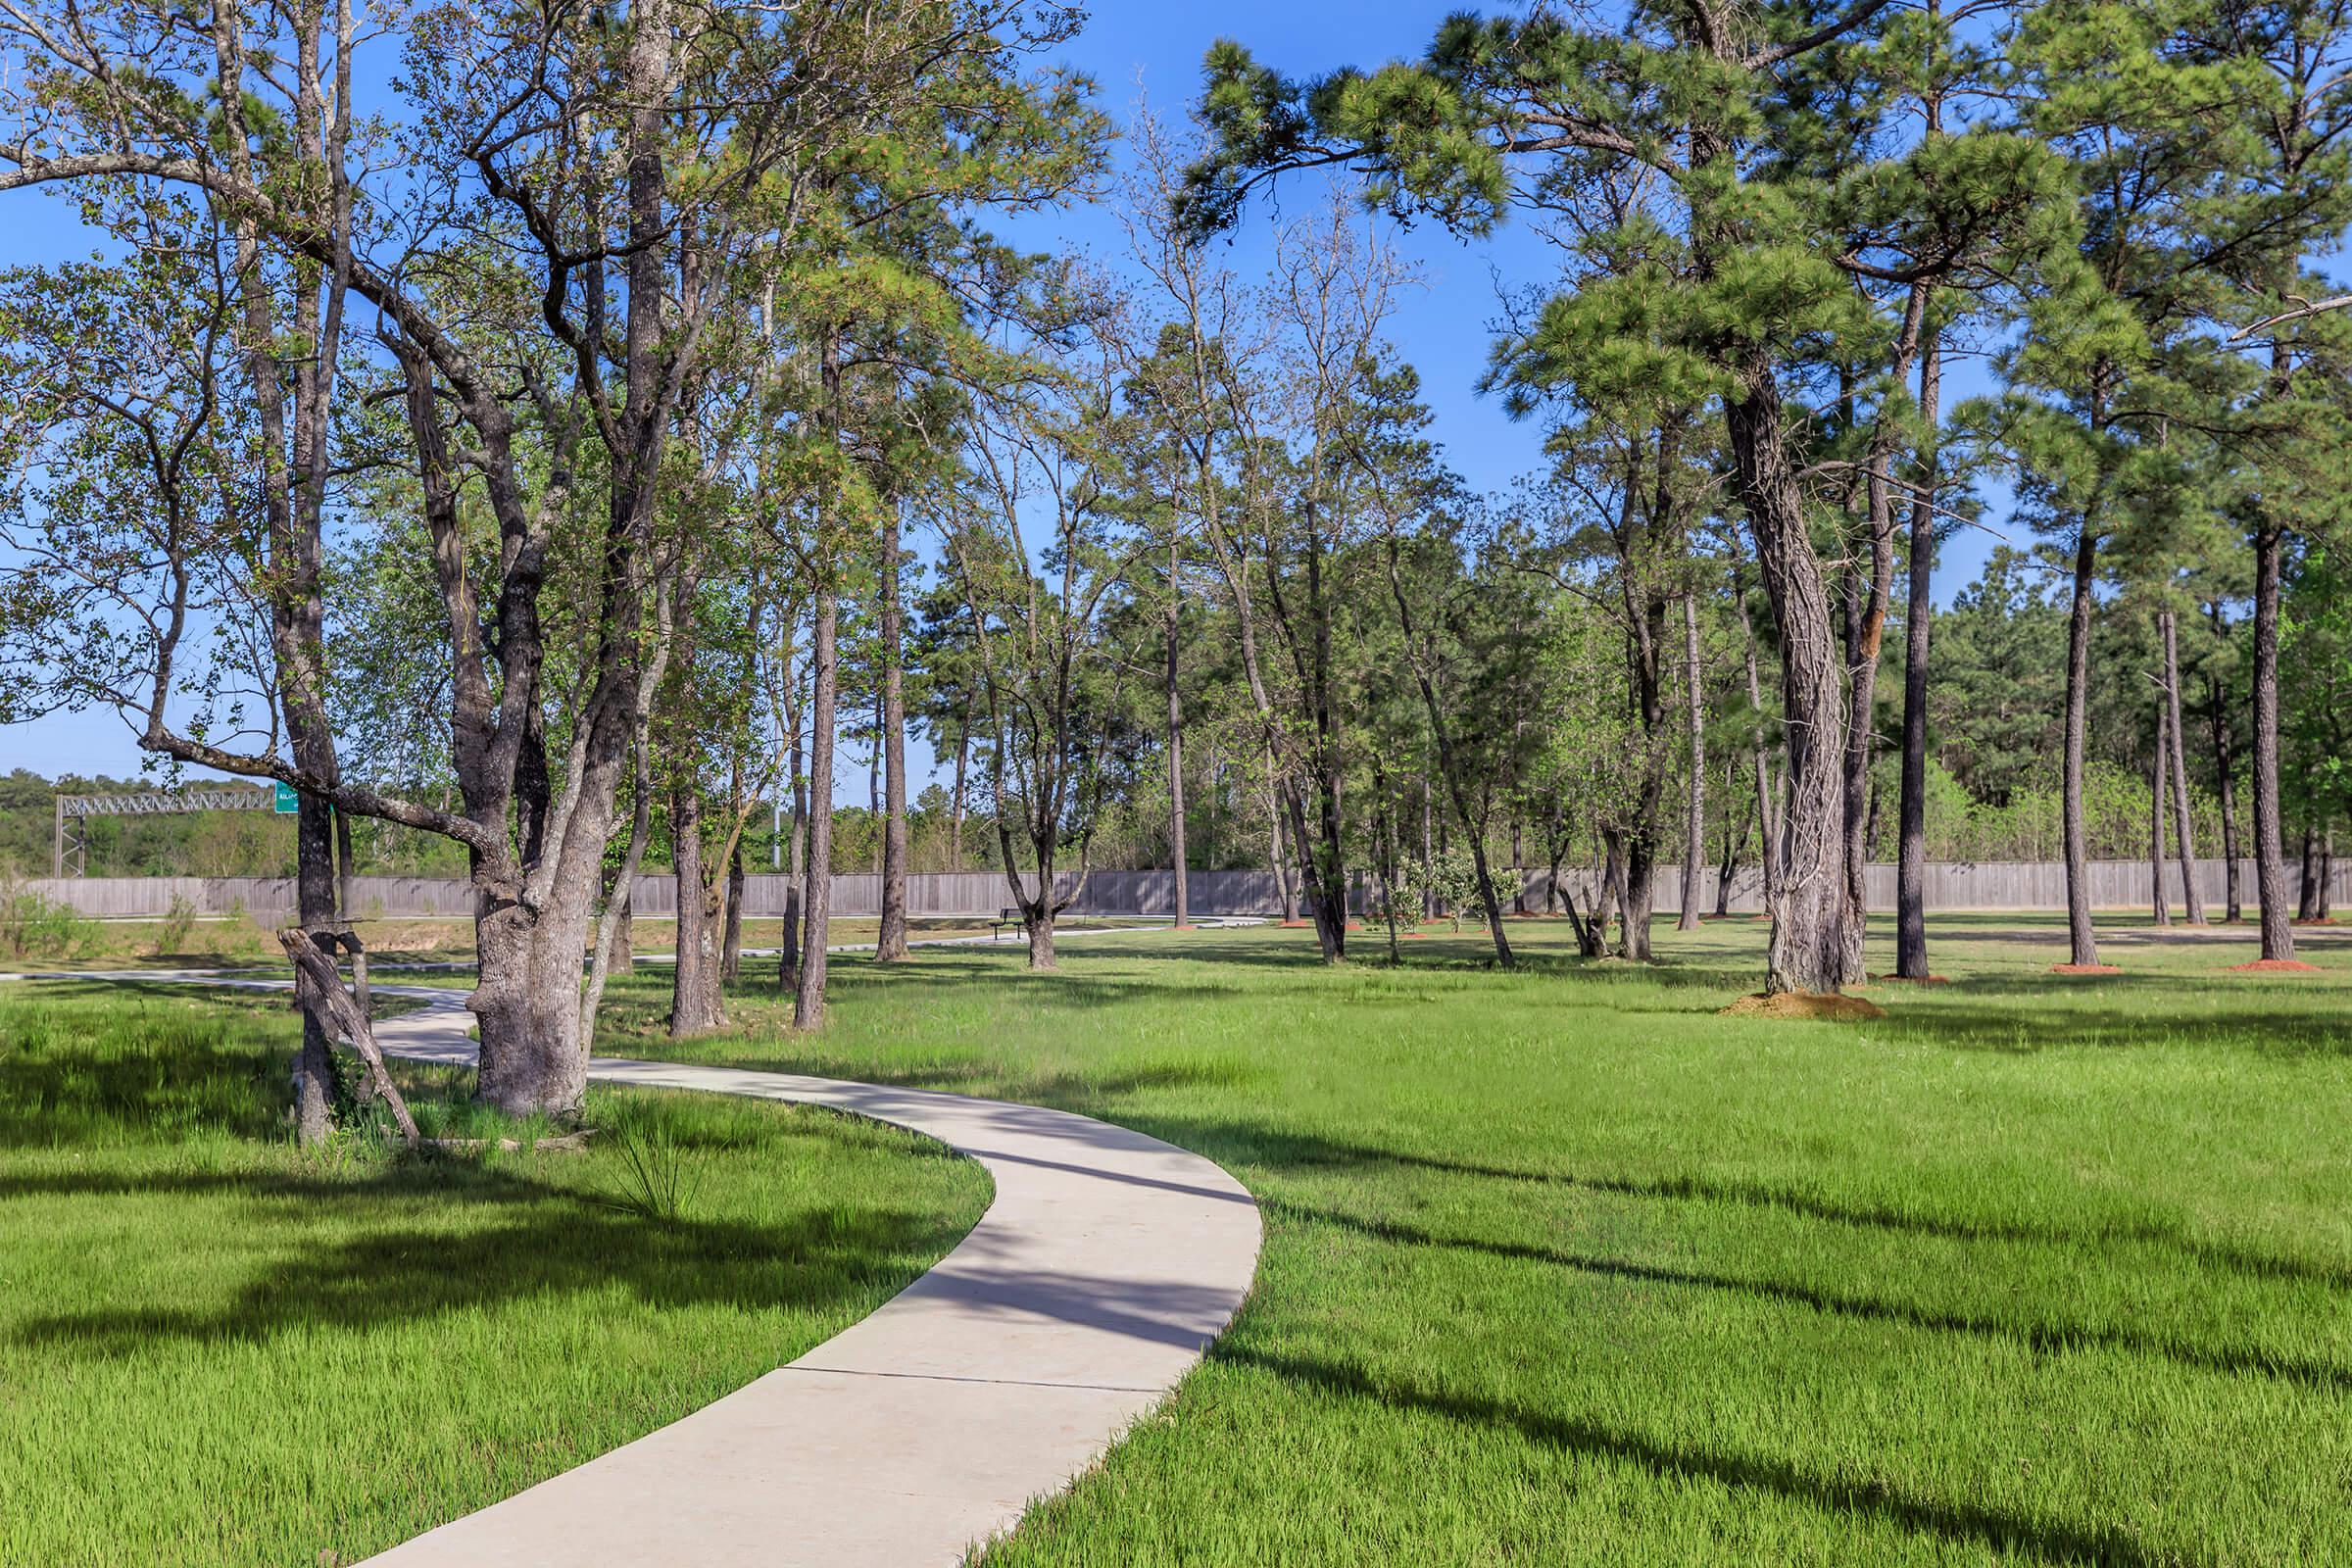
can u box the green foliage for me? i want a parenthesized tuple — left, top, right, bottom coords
(0, 882, 92, 960)
(0, 985, 989, 1565)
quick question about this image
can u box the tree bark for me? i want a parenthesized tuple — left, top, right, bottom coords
(669, 771, 722, 1033)
(2160, 608, 2204, 923)
(796, 578, 838, 1028)
(1727, 363, 1850, 993)
(2208, 663, 2242, 922)
(1734, 564, 1783, 922)
(2149, 701, 2171, 926)
(1166, 537, 1191, 928)
(2252, 524, 2295, 958)
(876, 500, 910, 962)
(2296, 824, 2318, 921)
(1678, 591, 1705, 930)
(2060, 518, 2101, 966)
(721, 842, 746, 981)
(1893, 326, 1941, 979)
(668, 562, 723, 1036)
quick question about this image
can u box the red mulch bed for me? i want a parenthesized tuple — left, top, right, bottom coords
(2049, 963, 2125, 975)
(2225, 957, 2321, 972)
(2293, 917, 2340, 927)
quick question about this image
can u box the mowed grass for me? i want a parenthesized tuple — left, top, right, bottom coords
(591, 912, 2352, 1567)
(0, 983, 990, 1568)
(0, 911, 1155, 969)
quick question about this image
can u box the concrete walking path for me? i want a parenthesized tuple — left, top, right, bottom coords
(5, 971, 1262, 1567)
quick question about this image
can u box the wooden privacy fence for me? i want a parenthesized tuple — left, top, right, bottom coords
(19, 858, 2348, 921)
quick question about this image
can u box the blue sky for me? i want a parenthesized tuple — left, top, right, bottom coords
(1, 0, 2015, 786)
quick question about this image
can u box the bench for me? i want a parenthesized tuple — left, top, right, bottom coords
(991, 906, 1028, 942)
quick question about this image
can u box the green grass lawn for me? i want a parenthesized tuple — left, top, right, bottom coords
(582, 913, 2351, 1567)
(0, 983, 990, 1568)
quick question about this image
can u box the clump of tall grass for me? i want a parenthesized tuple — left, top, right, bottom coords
(597, 1121, 705, 1222)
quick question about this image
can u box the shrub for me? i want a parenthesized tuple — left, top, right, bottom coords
(0, 882, 93, 959)
(155, 893, 199, 955)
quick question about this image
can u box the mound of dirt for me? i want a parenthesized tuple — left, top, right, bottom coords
(2225, 957, 2320, 972)
(2049, 963, 2125, 975)
(1719, 991, 1886, 1021)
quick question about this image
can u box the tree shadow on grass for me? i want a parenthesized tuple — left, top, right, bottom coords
(1215, 1344, 2195, 1568)
(9, 1156, 972, 1359)
(1120, 1115, 2352, 1295)
(1264, 1197, 2352, 1395)
(1869, 1000, 2352, 1058)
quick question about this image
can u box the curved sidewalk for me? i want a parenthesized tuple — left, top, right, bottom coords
(9, 973, 1262, 1567)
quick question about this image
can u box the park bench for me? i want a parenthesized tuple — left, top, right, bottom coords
(992, 906, 1028, 942)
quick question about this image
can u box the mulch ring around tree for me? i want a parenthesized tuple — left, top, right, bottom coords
(1870, 973, 1952, 985)
(1718, 991, 1886, 1021)
(2225, 957, 2321, 973)
(2049, 963, 2125, 975)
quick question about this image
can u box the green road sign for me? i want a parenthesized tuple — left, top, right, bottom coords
(273, 782, 299, 814)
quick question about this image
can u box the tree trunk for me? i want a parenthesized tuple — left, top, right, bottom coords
(2160, 608, 2204, 923)
(1027, 899, 1057, 968)
(950, 694, 971, 865)
(1726, 365, 1849, 993)
(1269, 788, 1297, 922)
(876, 502, 910, 962)
(669, 770, 723, 1034)
(721, 842, 746, 981)
(1734, 559, 1783, 922)
(1678, 591, 1705, 931)
(1166, 543, 1191, 928)
(1893, 328, 1940, 979)
(2149, 702, 2171, 927)
(795, 580, 838, 1029)
(2251, 525, 2295, 959)
(2060, 521, 2100, 966)
(776, 880, 801, 995)
(2209, 664, 2242, 922)
(2320, 829, 2335, 920)
(2297, 824, 2318, 921)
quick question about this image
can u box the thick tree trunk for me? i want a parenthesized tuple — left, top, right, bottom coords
(1727, 366, 1849, 993)
(2060, 522, 2100, 966)
(1678, 592, 1705, 931)
(472, 896, 599, 1116)
(2251, 526, 2295, 959)
(1166, 548, 1191, 928)
(876, 503, 910, 962)
(795, 581, 838, 1029)
(1027, 904, 1057, 969)
(2160, 609, 2204, 923)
